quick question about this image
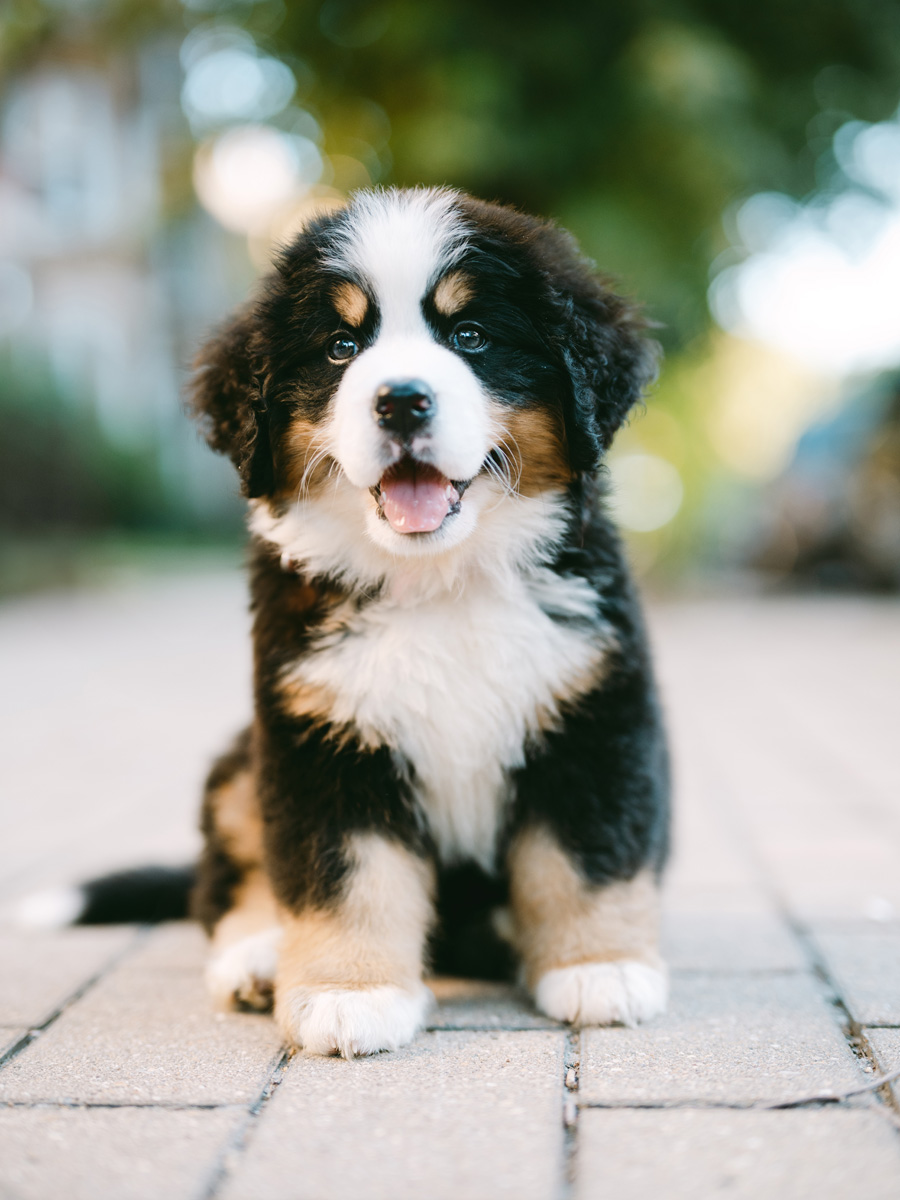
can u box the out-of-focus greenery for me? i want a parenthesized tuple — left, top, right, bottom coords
(277, 0, 900, 349)
(0, 354, 166, 535)
(0, 354, 240, 594)
(6, 0, 900, 349)
(3, 0, 900, 588)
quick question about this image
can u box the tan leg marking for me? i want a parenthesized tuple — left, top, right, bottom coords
(206, 771, 280, 1010)
(212, 768, 263, 868)
(332, 280, 369, 326)
(433, 269, 473, 316)
(211, 869, 279, 951)
(207, 869, 282, 1012)
(508, 826, 666, 1026)
(275, 834, 435, 1056)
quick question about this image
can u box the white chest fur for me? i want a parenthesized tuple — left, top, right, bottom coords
(285, 567, 608, 870)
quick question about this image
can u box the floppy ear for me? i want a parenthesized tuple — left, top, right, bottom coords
(188, 309, 274, 498)
(555, 280, 659, 473)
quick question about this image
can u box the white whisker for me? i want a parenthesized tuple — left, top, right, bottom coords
(482, 432, 522, 512)
(298, 442, 332, 500)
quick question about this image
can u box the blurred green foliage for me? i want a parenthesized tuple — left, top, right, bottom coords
(0, 354, 240, 594)
(3, 0, 900, 588)
(0, 353, 167, 535)
(231, 0, 900, 347)
(5, 0, 900, 349)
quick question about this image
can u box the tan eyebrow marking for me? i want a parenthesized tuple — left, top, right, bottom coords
(433, 270, 474, 316)
(332, 281, 369, 327)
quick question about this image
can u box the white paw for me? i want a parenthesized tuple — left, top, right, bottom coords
(206, 927, 282, 1012)
(277, 983, 432, 1058)
(534, 960, 668, 1027)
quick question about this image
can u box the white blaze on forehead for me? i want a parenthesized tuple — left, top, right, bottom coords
(324, 189, 468, 334)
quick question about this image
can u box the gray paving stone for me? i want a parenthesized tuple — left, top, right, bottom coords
(0, 1105, 240, 1200)
(428, 978, 560, 1030)
(863, 1028, 900, 1106)
(0, 961, 282, 1105)
(2, 589, 899, 1196)
(662, 911, 805, 972)
(811, 923, 900, 1026)
(575, 1108, 900, 1200)
(0, 926, 136, 1026)
(0, 574, 248, 902)
(580, 972, 860, 1105)
(652, 602, 900, 925)
(127, 921, 209, 972)
(219, 1030, 566, 1200)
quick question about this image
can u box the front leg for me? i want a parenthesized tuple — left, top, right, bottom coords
(276, 833, 434, 1057)
(260, 724, 434, 1058)
(509, 827, 667, 1026)
(508, 645, 670, 1027)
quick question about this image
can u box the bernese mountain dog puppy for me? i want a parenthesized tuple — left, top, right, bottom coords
(183, 187, 669, 1058)
(21, 187, 668, 1058)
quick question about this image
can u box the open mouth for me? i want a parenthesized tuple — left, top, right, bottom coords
(372, 458, 471, 534)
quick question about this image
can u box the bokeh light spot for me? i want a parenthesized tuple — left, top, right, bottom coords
(607, 453, 684, 532)
(193, 124, 323, 234)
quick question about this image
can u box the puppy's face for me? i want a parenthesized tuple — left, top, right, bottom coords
(192, 189, 655, 562)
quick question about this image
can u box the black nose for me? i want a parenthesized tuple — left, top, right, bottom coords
(374, 379, 435, 439)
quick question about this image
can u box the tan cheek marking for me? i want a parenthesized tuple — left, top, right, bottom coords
(275, 835, 434, 1025)
(281, 415, 333, 497)
(492, 404, 575, 496)
(210, 868, 280, 954)
(332, 281, 368, 326)
(212, 769, 264, 869)
(433, 270, 474, 316)
(508, 826, 662, 989)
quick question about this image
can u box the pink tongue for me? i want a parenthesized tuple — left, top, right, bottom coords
(380, 466, 458, 533)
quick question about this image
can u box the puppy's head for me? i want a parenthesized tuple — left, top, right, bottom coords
(191, 188, 656, 561)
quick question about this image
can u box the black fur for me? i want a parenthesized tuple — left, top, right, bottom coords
(511, 479, 670, 880)
(73, 865, 195, 925)
(84, 191, 669, 992)
(186, 190, 668, 978)
(453, 196, 658, 469)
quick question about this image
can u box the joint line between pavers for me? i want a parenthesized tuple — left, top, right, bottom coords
(0, 1100, 248, 1112)
(699, 752, 897, 1126)
(783, 913, 900, 1129)
(0, 926, 149, 1074)
(577, 1099, 848, 1113)
(578, 1063, 900, 1113)
(857, 1030, 900, 1132)
(425, 1022, 562, 1032)
(670, 968, 807, 977)
(558, 1029, 581, 1200)
(199, 1047, 291, 1200)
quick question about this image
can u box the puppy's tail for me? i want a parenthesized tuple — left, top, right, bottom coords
(12, 865, 196, 929)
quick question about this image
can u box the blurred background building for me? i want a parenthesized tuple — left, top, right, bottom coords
(2, 0, 899, 593)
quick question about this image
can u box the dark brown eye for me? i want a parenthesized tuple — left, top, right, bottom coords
(452, 323, 487, 352)
(328, 335, 359, 363)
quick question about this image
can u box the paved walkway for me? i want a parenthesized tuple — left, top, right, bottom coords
(1, 574, 899, 1199)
